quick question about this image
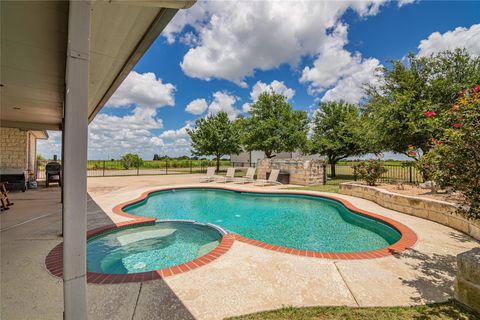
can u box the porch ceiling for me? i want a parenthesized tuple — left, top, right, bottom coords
(1, 0, 192, 131)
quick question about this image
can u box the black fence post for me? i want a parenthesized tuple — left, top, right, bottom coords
(136, 163, 139, 176)
(165, 160, 168, 175)
(409, 165, 413, 183)
(322, 163, 327, 185)
(102, 160, 105, 177)
(190, 161, 192, 174)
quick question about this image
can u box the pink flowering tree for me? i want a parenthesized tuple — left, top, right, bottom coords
(426, 86, 480, 219)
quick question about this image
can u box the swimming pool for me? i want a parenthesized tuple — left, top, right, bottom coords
(123, 188, 402, 253)
(87, 221, 223, 274)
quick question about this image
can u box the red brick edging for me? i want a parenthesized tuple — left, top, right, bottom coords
(45, 186, 417, 283)
(45, 222, 234, 284)
(112, 186, 417, 260)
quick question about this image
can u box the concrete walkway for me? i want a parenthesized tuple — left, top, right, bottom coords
(1, 175, 479, 319)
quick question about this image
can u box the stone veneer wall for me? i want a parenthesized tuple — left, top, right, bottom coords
(339, 182, 480, 241)
(0, 127, 28, 169)
(455, 248, 480, 313)
(256, 158, 325, 186)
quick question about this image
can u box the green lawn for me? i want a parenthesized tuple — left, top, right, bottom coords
(227, 301, 479, 320)
(287, 178, 352, 193)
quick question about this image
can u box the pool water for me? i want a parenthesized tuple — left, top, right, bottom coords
(87, 221, 222, 274)
(125, 189, 401, 253)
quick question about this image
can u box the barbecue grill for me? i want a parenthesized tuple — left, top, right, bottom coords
(45, 161, 62, 187)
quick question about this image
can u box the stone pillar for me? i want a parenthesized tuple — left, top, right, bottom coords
(454, 248, 480, 313)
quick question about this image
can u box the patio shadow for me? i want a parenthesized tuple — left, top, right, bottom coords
(86, 196, 196, 320)
(395, 248, 457, 304)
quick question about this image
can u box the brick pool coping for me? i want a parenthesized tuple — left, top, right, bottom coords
(45, 186, 417, 283)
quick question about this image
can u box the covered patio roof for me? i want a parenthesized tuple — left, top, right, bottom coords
(1, 1, 195, 318)
(1, 0, 194, 130)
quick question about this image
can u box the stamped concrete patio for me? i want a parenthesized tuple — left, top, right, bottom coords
(1, 174, 479, 319)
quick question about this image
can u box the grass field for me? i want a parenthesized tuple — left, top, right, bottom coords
(227, 301, 479, 320)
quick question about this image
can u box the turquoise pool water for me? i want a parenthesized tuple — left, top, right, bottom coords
(87, 221, 222, 274)
(124, 189, 401, 253)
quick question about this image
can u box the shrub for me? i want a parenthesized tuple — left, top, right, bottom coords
(120, 153, 143, 170)
(427, 85, 480, 219)
(352, 159, 387, 186)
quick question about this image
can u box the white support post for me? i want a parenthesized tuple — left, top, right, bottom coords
(63, 1, 91, 319)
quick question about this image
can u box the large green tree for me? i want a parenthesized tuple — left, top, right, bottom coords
(365, 49, 480, 160)
(309, 101, 369, 177)
(241, 92, 308, 158)
(187, 112, 241, 171)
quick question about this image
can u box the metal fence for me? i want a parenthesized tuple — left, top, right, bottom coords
(36, 159, 232, 179)
(326, 164, 423, 184)
(37, 159, 423, 184)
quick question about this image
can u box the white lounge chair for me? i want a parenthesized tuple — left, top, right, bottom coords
(234, 167, 256, 184)
(254, 169, 282, 186)
(215, 167, 236, 183)
(199, 167, 216, 182)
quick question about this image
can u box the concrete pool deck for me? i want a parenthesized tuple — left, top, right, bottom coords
(1, 174, 479, 319)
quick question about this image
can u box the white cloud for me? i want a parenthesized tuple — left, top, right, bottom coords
(185, 91, 242, 119)
(166, 1, 387, 86)
(107, 71, 175, 109)
(185, 98, 208, 115)
(37, 131, 62, 159)
(250, 80, 295, 101)
(207, 91, 240, 119)
(300, 23, 383, 103)
(241, 80, 296, 113)
(418, 24, 480, 57)
(159, 123, 192, 140)
(397, 0, 417, 7)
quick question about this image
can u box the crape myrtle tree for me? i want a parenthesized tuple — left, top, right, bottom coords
(426, 86, 480, 219)
(187, 111, 241, 172)
(241, 91, 308, 158)
(309, 101, 370, 178)
(365, 49, 480, 179)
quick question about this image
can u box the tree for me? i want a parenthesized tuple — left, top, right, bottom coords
(120, 153, 143, 169)
(365, 49, 480, 166)
(309, 101, 369, 178)
(241, 92, 308, 158)
(187, 112, 241, 171)
(427, 86, 480, 219)
(153, 154, 161, 161)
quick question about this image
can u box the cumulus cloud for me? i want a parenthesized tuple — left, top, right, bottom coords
(185, 98, 208, 115)
(241, 80, 296, 112)
(418, 24, 480, 57)
(207, 91, 240, 119)
(300, 23, 383, 103)
(159, 123, 192, 140)
(165, 1, 387, 86)
(185, 91, 242, 119)
(107, 71, 175, 109)
(250, 80, 295, 101)
(397, 0, 417, 7)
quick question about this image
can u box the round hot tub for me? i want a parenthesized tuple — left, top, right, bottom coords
(86, 221, 223, 274)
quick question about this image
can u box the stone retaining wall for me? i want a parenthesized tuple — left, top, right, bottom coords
(455, 248, 480, 312)
(256, 159, 325, 186)
(339, 182, 480, 241)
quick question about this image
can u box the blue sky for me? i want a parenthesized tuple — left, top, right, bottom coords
(39, 0, 480, 160)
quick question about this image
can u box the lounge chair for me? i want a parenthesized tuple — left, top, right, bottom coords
(215, 167, 236, 183)
(254, 169, 282, 186)
(0, 182, 14, 211)
(199, 167, 216, 182)
(234, 167, 256, 184)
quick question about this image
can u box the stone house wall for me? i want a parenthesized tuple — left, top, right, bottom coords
(256, 158, 325, 186)
(0, 127, 41, 176)
(0, 127, 28, 170)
